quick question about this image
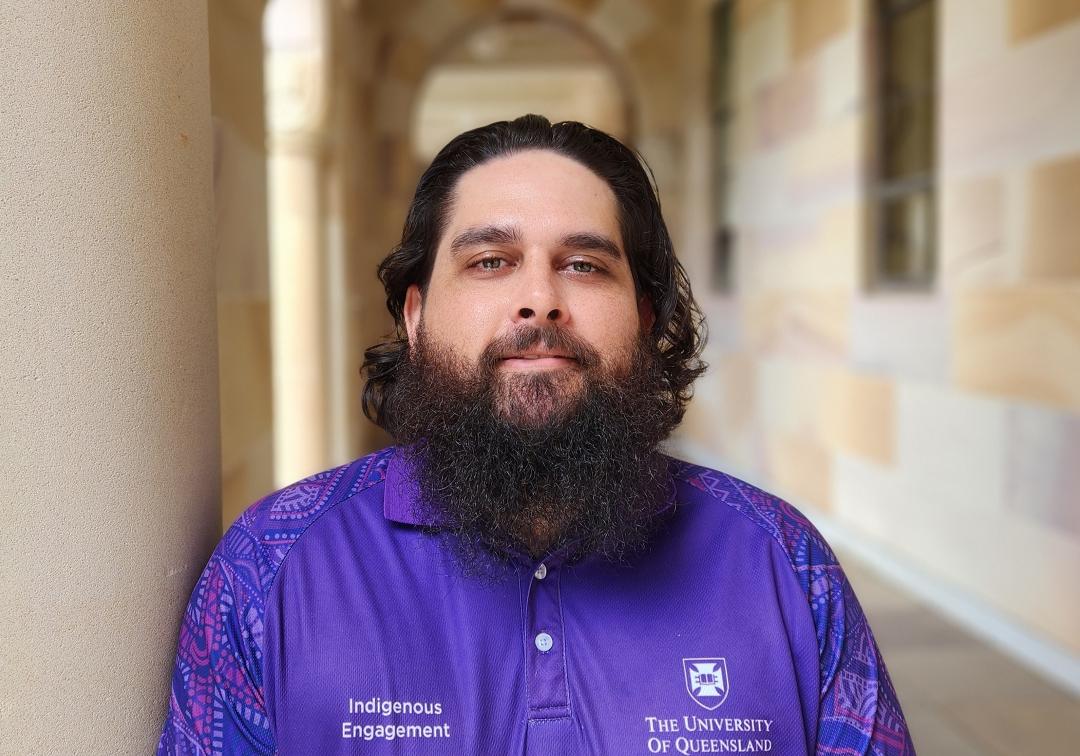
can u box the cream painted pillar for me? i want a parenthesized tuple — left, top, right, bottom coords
(265, 0, 333, 485)
(0, 2, 219, 752)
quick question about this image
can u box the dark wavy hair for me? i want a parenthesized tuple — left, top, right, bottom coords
(362, 114, 706, 433)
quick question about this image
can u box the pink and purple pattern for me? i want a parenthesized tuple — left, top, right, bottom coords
(157, 450, 393, 755)
(679, 463, 915, 755)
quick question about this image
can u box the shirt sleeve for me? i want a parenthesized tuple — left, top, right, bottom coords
(695, 469, 916, 755)
(810, 551, 915, 755)
(158, 522, 276, 755)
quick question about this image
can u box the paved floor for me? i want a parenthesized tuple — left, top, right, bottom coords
(841, 552, 1080, 755)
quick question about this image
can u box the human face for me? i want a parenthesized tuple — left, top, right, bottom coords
(403, 150, 654, 418)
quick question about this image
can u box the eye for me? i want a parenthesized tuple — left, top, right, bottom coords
(568, 260, 599, 274)
(474, 257, 505, 271)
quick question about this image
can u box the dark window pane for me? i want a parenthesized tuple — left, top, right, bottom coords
(881, 1, 935, 180)
(879, 189, 935, 285)
(710, 0, 735, 294)
(712, 225, 735, 293)
(712, 121, 732, 216)
(872, 0, 936, 289)
(711, 1, 734, 115)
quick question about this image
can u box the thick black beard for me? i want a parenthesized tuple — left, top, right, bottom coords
(384, 323, 679, 576)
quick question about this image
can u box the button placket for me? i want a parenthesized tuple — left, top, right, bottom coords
(524, 562, 569, 720)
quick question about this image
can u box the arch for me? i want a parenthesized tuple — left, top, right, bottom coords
(371, 4, 641, 171)
(414, 6, 639, 145)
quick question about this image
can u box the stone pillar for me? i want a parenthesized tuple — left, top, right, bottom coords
(266, 0, 333, 485)
(0, 2, 219, 752)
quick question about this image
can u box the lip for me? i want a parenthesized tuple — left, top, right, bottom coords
(502, 352, 574, 360)
(499, 354, 578, 370)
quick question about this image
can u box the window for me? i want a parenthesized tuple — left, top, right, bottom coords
(870, 0, 937, 289)
(710, 0, 736, 294)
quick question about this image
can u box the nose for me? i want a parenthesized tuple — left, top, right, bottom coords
(513, 267, 566, 324)
(517, 305, 562, 321)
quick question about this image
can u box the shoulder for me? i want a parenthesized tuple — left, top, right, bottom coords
(227, 446, 395, 589)
(670, 457, 839, 576)
(669, 457, 844, 616)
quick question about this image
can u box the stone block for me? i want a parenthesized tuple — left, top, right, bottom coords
(766, 431, 833, 511)
(790, 117, 861, 209)
(1024, 153, 1080, 280)
(941, 21, 1080, 177)
(816, 30, 859, 121)
(1008, 0, 1080, 43)
(818, 368, 896, 465)
(742, 290, 851, 361)
(753, 59, 818, 149)
(832, 451, 907, 546)
(940, 0, 1007, 78)
(850, 295, 950, 382)
(952, 285, 1080, 411)
(739, 208, 859, 292)
(790, 0, 850, 61)
(758, 356, 827, 436)
(940, 174, 1010, 288)
(896, 381, 1008, 515)
(713, 351, 758, 433)
(678, 353, 759, 464)
(1003, 401, 1080, 537)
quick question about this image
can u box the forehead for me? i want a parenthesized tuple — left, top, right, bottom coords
(443, 150, 620, 243)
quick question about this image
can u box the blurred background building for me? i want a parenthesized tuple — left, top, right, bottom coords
(3, 0, 1079, 752)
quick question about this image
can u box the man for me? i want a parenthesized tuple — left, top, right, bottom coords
(159, 115, 914, 755)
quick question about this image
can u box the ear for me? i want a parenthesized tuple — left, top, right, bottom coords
(638, 295, 656, 333)
(404, 284, 423, 345)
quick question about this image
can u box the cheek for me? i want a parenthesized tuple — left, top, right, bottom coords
(575, 294, 645, 356)
(423, 289, 508, 357)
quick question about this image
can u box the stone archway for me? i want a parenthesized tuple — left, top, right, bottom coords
(372, 4, 640, 208)
(410, 7, 638, 163)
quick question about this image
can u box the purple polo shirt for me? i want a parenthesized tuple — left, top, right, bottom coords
(158, 447, 914, 754)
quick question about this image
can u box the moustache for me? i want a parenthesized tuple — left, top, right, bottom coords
(478, 325, 602, 371)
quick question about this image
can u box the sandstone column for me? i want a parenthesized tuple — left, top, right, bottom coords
(265, 0, 333, 485)
(0, 1, 220, 752)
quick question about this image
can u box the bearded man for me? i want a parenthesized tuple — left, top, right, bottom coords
(158, 116, 914, 755)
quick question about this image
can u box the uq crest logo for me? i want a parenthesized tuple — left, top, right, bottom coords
(682, 658, 730, 710)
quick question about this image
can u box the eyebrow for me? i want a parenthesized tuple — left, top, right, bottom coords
(448, 225, 522, 257)
(448, 224, 623, 261)
(558, 232, 623, 261)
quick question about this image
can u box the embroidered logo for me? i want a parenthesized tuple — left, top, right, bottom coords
(682, 658, 730, 710)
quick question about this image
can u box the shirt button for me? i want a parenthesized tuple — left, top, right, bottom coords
(534, 632, 553, 653)
(534, 563, 547, 580)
